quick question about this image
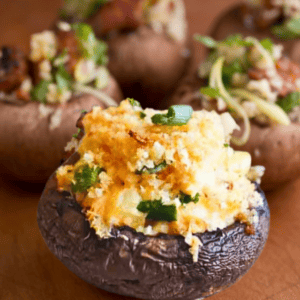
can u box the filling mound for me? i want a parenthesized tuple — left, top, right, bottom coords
(56, 99, 264, 261)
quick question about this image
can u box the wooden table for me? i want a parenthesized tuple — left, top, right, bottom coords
(1, 0, 300, 299)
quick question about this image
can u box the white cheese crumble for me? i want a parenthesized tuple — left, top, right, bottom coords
(46, 83, 72, 104)
(83, 151, 94, 164)
(49, 108, 63, 130)
(247, 79, 278, 103)
(38, 103, 54, 118)
(184, 232, 202, 262)
(57, 21, 72, 31)
(39, 60, 52, 80)
(64, 137, 79, 152)
(95, 66, 110, 90)
(30, 30, 57, 62)
(147, 0, 187, 42)
(20, 77, 32, 94)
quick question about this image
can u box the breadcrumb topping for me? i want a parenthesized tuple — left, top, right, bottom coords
(56, 100, 264, 261)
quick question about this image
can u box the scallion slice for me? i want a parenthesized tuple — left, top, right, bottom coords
(136, 161, 167, 175)
(151, 105, 193, 126)
(210, 57, 251, 146)
(137, 200, 177, 222)
(230, 89, 290, 126)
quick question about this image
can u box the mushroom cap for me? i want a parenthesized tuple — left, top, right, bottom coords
(0, 75, 122, 182)
(37, 154, 270, 299)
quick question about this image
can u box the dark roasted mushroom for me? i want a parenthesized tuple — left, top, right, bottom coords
(37, 158, 269, 300)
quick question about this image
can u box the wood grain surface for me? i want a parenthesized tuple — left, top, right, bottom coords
(1, 0, 300, 299)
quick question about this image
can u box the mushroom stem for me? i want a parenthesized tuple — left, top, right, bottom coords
(73, 83, 118, 107)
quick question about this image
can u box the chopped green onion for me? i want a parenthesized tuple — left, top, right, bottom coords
(222, 34, 254, 47)
(194, 34, 218, 48)
(94, 40, 108, 66)
(277, 92, 300, 113)
(272, 24, 299, 40)
(151, 105, 193, 126)
(31, 80, 51, 103)
(140, 112, 147, 119)
(72, 128, 81, 138)
(179, 192, 200, 205)
(128, 98, 142, 107)
(230, 89, 291, 126)
(272, 17, 300, 40)
(222, 60, 245, 85)
(224, 143, 229, 147)
(71, 164, 103, 193)
(136, 160, 167, 175)
(55, 64, 72, 93)
(137, 200, 177, 222)
(73, 23, 108, 64)
(286, 17, 300, 34)
(209, 57, 251, 146)
(200, 87, 221, 98)
(260, 38, 274, 54)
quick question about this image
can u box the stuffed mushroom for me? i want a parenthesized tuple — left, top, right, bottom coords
(210, 0, 300, 64)
(60, 0, 192, 108)
(0, 22, 123, 182)
(168, 34, 300, 191)
(37, 99, 269, 299)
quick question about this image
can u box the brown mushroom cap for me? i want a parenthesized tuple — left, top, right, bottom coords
(234, 121, 300, 191)
(105, 25, 192, 109)
(0, 75, 123, 183)
(37, 153, 269, 300)
(210, 5, 300, 64)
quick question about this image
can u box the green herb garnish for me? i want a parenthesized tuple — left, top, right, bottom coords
(31, 80, 51, 103)
(140, 112, 147, 119)
(151, 105, 193, 126)
(72, 128, 81, 138)
(94, 40, 108, 65)
(128, 98, 142, 107)
(60, 0, 108, 20)
(277, 92, 300, 113)
(200, 87, 221, 98)
(194, 34, 218, 48)
(272, 17, 300, 40)
(224, 143, 229, 148)
(71, 164, 103, 193)
(222, 60, 245, 85)
(179, 192, 200, 205)
(137, 200, 177, 222)
(221, 34, 253, 47)
(55, 64, 72, 93)
(136, 160, 167, 175)
(73, 23, 107, 63)
(260, 38, 274, 54)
